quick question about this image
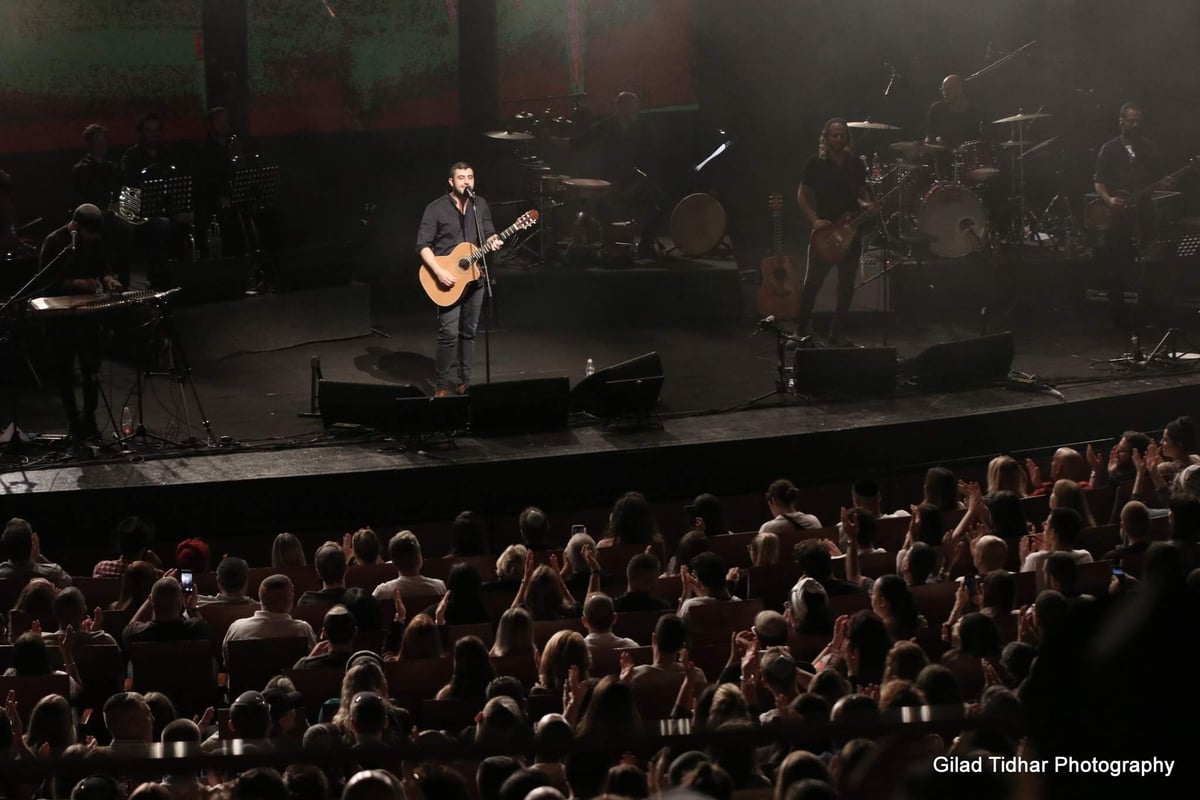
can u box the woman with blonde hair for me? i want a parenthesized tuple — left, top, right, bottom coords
(748, 532, 779, 566)
(533, 629, 589, 695)
(490, 606, 535, 658)
(987, 455, 1027, 498)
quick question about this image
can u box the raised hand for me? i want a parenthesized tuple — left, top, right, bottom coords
(435, 591, 449, 626)
(564, 664, 587, 709)
(59, 624, 75, 654)
(307, 640, 332, 658)
(1107, 443, 1120, 475)
(549, 553, 562, 575)
(342, 532, 355, 562)
(1086, 443, 1104, 473)
(840, 506, 859, 541)
(830, 614, 850, 654)
(619, 651, 635, 683)
(981, 658, 1003, 687)
(1132, 446, 1146, 474)
(583, 545, 601, 575)
(30, 619, 42, 635)
(1024, 458, 1042, 488)
(194, 706, 215, 730)
(1017, 605, 1036, 643)
(820, 538, 842, 557)
(5, 690, 22, 742)
(860, 683, 880, 701)
(953, 579, 970, 613)
(523, 549, 536, 583)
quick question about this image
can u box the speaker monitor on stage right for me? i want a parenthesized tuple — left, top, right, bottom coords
(911, 332, 1015, 391)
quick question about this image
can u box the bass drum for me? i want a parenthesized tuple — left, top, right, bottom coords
(669, 193, 726, 256)
(917, 183, 988, 258)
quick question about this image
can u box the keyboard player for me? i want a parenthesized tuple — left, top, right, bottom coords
(37, 204, 122, 441)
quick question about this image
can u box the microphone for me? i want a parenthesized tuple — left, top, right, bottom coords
(464, 186, 476, 200)
(760, 315, 775, 325)
(70, 229, 78, 251)
(884, 63, 898, 97)
(1125, 144, 1137, 161)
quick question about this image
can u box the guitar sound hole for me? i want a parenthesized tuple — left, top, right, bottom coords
(458, 259, 471, 270)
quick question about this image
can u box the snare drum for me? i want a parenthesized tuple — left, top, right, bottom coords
(956, 140, 1000, 183)
(563, 178, 612, 200)
(917, 183, 988, 258)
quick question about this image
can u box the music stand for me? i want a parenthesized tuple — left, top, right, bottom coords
(231, 164, 280, 289)
(140, 174, 193, 219)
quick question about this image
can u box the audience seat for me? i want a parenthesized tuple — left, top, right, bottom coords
(421, 696, 485, 732)
(345, 564, 397, 591)
(245, 566, 321, 598)
(687, 599, 763, 648)
(1080, 525, 1121, 560)
(226, 636, 314, 696)
(706, 532, 757, 568)
(286, 668, 345, 723)
(828, 592, 873, 619)
(195, 604, 258, 660)
(444, 622, 494, 650)
(70, 577, 121, 610)
(6, 608, 57, 638)
(1077, 560, 1114, 596)
(632, 672, 686, 720)
(0, 673, 71, 724)
(533, 618, 585, 648)
(589, 646, 653, 678)
(424, 555, 498, 583)
(73, 644, 126, 712)
(746, 564, 802, 610)
(612, 609, 670, 645)
(382, 658, 452, 707)
(129, 640, 218, 717)
(911, 582, 958, 629)
(488, 653, 539, 689)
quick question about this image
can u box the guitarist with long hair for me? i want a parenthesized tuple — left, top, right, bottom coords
(1093, 102, 1174, 330)
(795, 118, 876, 346)
(417, 162, 503, 397)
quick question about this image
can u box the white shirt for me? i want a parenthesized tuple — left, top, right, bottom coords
(371, 573, 447, 601)
(584, 631, 640, 652)
(1021, 549, 1094, 591)
(630, 660, 707, 686)
(677, 594, 741, 623)
(222, 610, 316, 662)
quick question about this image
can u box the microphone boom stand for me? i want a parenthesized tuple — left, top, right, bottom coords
(469, 191, 495, 386)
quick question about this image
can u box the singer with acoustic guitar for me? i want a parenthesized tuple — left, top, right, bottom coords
(37, 203, 122, 441)
(417, 162, 504, 398)
(795, 118, 877, 347)
(1092, 102, 1174, 331)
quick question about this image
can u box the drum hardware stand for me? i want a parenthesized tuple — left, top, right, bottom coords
(117, 299, 215, 449)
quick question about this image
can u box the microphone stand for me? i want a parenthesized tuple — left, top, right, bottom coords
(0, 241, 76, 456)
(468, 191, 495, 385)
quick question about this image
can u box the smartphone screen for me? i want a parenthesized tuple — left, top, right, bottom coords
(964, 574, 977, 593)
(180, 569, 194, 594)
(570, 524, 585, 535)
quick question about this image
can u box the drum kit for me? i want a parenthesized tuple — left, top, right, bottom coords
(848, 110, 1059, 259)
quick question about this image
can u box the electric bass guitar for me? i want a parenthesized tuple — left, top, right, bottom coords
(1085, 157, 1194, 229)
(808, 183, 902, 265)
(418, 210, 538, 307)
(756, 193, 801, 320)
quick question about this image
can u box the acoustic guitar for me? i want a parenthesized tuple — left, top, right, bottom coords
(418, 210, 538, 307)
(1085, 157, 1194, 228)
(808, 182, 902, 265)
(756, 193, 800, 320)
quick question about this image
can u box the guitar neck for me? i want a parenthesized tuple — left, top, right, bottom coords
(1130, 162, 1193, 204)
(772, 213, 783, 257)
(468, 222, 517, 264)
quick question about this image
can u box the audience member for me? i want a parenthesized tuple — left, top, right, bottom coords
(298, 542, 350, 606)
(760, 479, 821, 534)
(93, 516, 160, 577)
(197, 556, 259, 608)
(271, 533, 307, 568)
(293, 605, 358, 670)
(0, 518, 72, 588)
(122, 576, 208, 647)
(581, 592, 638, 652)
(372, 531, 446, 600)
(222, 574, 316, 662)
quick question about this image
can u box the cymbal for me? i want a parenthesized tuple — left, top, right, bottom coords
(998, 140, 1032, 148)
(1019, 136, 1059, 159)
(891, 140, 945, 156)
(992, 111, 1053, 124)
(484, 130, 535, 141)
(846, 120, 902, 131)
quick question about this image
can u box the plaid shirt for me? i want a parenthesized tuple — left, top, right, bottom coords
(92, 557, 128, 578)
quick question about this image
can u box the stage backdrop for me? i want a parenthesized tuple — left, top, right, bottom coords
(497, 0, 695, 119)
(246, 0, 460, 136)
(0, 0, 206, 154)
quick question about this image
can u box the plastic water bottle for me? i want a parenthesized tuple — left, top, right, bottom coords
(185, 233, 199, 262)
(206, 219, 222, 259)
(120, 406, 133, 437)
(585, 358, 595, 377)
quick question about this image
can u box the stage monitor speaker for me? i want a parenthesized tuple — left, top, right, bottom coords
(793, 347, 896, 394)
(395, 395, 470, 436)
(470, 377, 570, 435)
(570, 352, 664, 418)
(318, 380, 425, 430)
(912, 332, 1014, 390)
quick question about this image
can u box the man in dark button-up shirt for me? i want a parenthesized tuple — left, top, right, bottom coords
(416, 162, 501, 397)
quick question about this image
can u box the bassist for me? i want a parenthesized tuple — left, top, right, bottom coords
(795, 118, 876, 346)
(1093, 102, 1172, 330)
(417, 162, 503, 397)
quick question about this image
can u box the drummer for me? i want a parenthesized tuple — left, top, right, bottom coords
(924, 74, 987, 179)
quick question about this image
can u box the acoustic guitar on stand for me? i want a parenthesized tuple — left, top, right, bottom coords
(1084, 157, 1194, 228)
(756, 193, 801, 320)
(418, 210, 538, 306)
(808, 183, 902, 265)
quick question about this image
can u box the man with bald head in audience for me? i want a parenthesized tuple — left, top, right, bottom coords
(223, 574, 316, 663)
(972, 534, 1009, 575)
(1027, 448, 1090, 497)
(103, 691, 154, 748)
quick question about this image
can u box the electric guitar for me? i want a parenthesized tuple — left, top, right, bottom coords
(1085, 157, 1194, 228)
(809, 183, 901, 264)
(756, 193, 801, 320)
(418, 210, 538, 307)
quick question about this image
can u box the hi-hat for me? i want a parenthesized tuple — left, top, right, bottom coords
(992, 111, 1053, 124)
(998, 139, 1032, 148)
(846, 120, 902, 130)
(484, 130, 535, 141)
(891, 140, 944, 156)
